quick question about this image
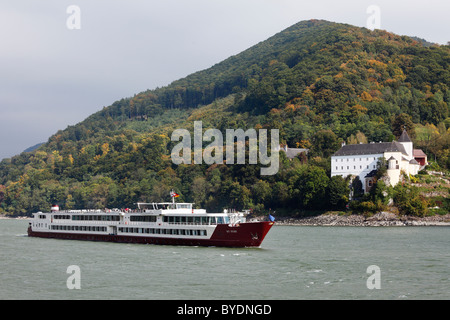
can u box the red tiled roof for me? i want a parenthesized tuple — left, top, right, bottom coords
(413, 149, 427, 157)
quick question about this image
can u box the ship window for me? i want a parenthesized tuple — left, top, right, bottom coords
(131, 215, 156, 222)
(217, 217, 224, 224)
(177, 204, 192, 209)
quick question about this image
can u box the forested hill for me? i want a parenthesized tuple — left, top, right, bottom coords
(1, 20, 449, 216)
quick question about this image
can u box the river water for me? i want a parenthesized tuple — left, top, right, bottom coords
(1, 219, 448, 300)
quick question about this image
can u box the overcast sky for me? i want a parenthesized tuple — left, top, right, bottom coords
(0, 0, 449, 161)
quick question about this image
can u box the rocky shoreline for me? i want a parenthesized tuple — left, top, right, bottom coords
(275, 212, 450, 227)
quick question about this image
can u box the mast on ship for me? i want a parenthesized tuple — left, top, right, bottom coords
(170, 190, 179, 205)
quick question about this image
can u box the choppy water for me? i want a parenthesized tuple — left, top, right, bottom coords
(1, 219, 449, 300)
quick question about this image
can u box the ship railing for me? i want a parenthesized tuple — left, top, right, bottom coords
(51, 208, 149, 214)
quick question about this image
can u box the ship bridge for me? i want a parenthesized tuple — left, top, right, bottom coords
(136, 202, 207, 214)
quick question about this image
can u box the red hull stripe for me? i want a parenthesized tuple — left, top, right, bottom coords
(27, 222, 273, 247)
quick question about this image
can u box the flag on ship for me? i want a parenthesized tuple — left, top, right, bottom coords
(170, 191, 180, 198)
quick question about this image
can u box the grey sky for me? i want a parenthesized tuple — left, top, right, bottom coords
(0, 0, 449, 161)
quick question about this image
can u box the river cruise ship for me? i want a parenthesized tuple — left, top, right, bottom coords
(27, 195, 274, 247)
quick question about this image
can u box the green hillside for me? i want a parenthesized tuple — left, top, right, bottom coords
(1, 20, 449, 216)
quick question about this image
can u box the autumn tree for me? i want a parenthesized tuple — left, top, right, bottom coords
(392, 113, 415, 139)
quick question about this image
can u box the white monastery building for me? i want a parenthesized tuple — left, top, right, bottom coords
(331, 130, 427, 192)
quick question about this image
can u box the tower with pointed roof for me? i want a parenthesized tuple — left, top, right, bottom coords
(398, 129, 413, 159)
